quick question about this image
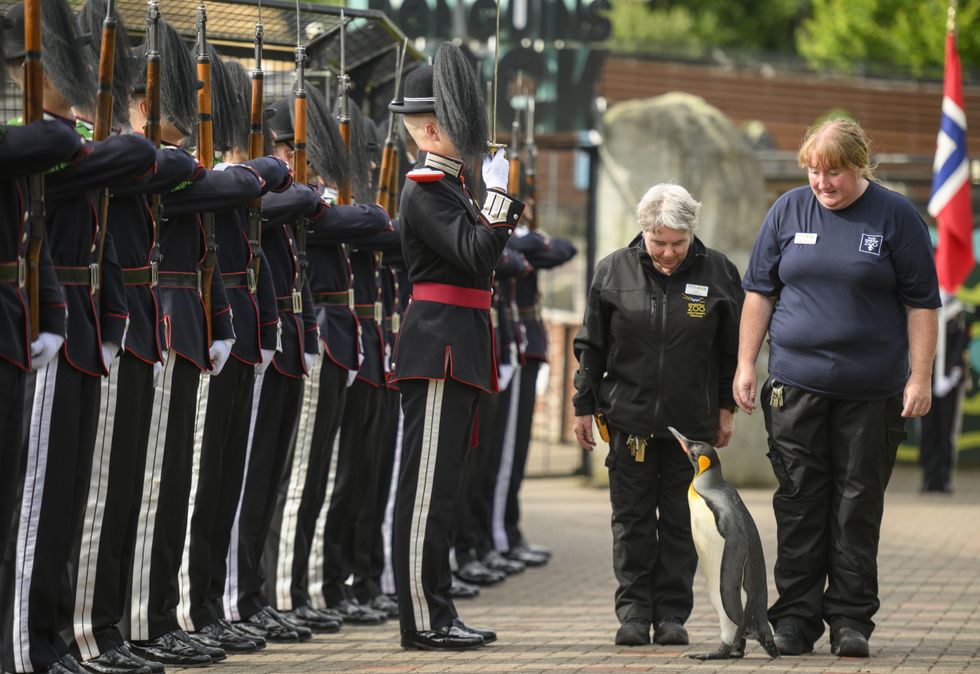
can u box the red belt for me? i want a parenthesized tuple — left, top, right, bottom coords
(412, 282, 491, 311)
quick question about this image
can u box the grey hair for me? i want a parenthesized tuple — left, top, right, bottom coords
(636, 184, 701, 233)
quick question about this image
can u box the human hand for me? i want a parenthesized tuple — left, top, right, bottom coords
(573, 414, 596, 451)
(30, 332, 64, 370)
(256, 348, 276, 375)
(101, 341, 120, 370)
(714, 408, 734, 448)
(732, 364, 757, 414)
(482, 150, 509, 192)
(902, 376, 932, 418)
(154, 351, 168, 387)
(304, 352, 317, 374)
(208, 339, 234, 376)
(933, 366, 962, 398)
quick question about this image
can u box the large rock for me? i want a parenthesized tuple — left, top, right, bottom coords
(593, 91, 776, 488)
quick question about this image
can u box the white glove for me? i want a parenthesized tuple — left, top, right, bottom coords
(498, 363, 516, 392)
(934, 366, 963, 398)
(208, 339, 234, 376)
(30, 332, 64, 371)
(256, 348, 276, 375)
(346, 368, 358, 387)
(482, 150, 509, 192)
(304, 352, 317, 374)
(101, 341, 120, 370)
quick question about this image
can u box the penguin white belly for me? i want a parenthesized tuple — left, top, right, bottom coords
(689, 491, 739, 645)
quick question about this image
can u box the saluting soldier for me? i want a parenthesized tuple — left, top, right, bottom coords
(388, 43, 524, 651)
(0, 3, 158, 673)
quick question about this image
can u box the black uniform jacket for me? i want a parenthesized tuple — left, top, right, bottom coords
(213, 157, 291, 365)
(573, 235, 743, 441)
(507, 227, 577, 363)
(0, 120, 81, 370)
(392, 152, 524, 393)
(45, 114, 156, 376)
(159, 150, 263, 370)
(110, 145, 198, 364)
(348, 222, 401, 388)
(306, 199, 390, 372)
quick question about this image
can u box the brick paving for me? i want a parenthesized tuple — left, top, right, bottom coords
(181, 465, 980, 673)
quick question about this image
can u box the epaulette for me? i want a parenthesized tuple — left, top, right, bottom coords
(407, 167, 445, 183)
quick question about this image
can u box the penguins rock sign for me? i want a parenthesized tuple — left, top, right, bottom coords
(668, 427, 780, 660)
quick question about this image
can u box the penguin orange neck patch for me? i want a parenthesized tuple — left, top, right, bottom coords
(698, 455, 711, 474)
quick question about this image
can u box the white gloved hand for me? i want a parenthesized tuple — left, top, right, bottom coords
(347, 368, 358, 387)
(101, 341, 120, 370)
(154, 351, 168, 387)
(304, 352, 317, 374)
(934, 366, 963, 398)
(30, 332, 64, 371)
(498, 363, 516, 392)
(256, 348, 276, 375)
(482, 150, 509, 192)
(208, 339, 234, 376)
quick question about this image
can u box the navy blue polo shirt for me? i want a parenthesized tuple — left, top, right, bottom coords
(744, 182, 941, 400)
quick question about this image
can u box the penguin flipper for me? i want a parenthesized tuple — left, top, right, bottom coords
(718, 544, 748, 627)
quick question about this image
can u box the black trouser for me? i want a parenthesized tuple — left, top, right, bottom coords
(492, 367, 524, 551)
(0, 361, 26, 564)
(71, 352, 154, 659)
(265, 356, 346, 612)
(352, 387, 400, 602)
(2, 356, 100, 673)
(180, 357, 255, 632)
(380, 406, 406, 597)
(224, 367, 304, 621)
(394, 378, 481, 633)
(127, 355, 200, 642)
(607, 430, 696, 625)
(919, 387, 960, 490)
(503, 360, 541, 549)
(317, 379, 384, 606)
(762, 379, 905, 643)
(453, 391, 500, 565)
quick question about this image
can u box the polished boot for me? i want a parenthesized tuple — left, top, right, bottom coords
(449, 576, 480, 599)
(481, 550, 525, 575)
(80, 647, 152, 674)
(285, 604, 342, 633)
(330, 598, 387, 625)
(615, 618, 651, 646)
(504, 543, 548, 567)
(452, 618, 497, 644)
(174, 629, 226, 663)
(195, 620, 263, 652)
(367, 593, 399, 618)
(773, 624, 814, 656)
(455, 559, 505, 586)
(400, 624, 485, 651)
(116, 645, 164, 674)
(831, 627, 870, 658)
(237, 606, 304, 642)
(128, 630, 212, 667)
(653, 617, 689, 645)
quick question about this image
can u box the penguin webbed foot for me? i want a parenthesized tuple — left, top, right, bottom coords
(688, 641, 744, 660)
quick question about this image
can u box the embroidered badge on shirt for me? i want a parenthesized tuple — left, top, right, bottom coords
(683, 294, 706, 319)
(859, 233, 883, 256)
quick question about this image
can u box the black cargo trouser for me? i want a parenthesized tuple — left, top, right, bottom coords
(762, 378, 905, 644)
(607, 430, 696, 625)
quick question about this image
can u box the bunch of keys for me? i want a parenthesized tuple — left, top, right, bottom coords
(770, 381, 784, 409)
(626, 435, 647, 463)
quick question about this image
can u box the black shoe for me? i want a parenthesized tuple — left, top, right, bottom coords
(285, 605, 342, 633)
(481, 550, 525, 575)
(450, 577, 480, 599)
(524, 542, 552, 558)
(831, 627, 870, 658)
(271, 608, 314, 641)
(129, 631, 212, 667)
(615, 618, 651, 646)
(504, 544, 548, 567)
(117, 645, 164, 674)
(238, 607, 303, 642)
(303, 606, 344, 623)
(400, 625, 485, 651)
(368, 594, 399, 618)
(452, 618, 497, 644)
(58, 654, 85, 673)
(81, 647, 152, 674)
(455, 560, 505, 586)
(224, 619, 267, 648)
(331, 598, 387, 625)
(196, 620, 262, 652)
(173, 629, 226, 663)
(44, 662, 80, 674)
(773, 624, 813, 656)
(653, 617, 689, 645)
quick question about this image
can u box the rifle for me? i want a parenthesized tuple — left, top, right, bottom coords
(524, 96, 538, 230)
(94, 0, 118, 301)
(291, 2, 308, 303)
(246, 4, 264, 290)
(24, 0, 43, 341)
(507, 111, 521, 194)
(336, 9, 351, 205)
(144, 1, 162, 242)
(375, 39, 406, 215)
(196, 0, 215, 344)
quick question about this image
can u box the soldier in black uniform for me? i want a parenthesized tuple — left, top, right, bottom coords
(388, 43, 524, 651)
(1, 3, 158, 673)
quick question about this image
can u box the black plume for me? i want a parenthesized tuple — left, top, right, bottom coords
(306, 84, 348, 189)
(335, 99, 375, 204)
(76, 0, 134, 129)
(29, 0, 98, 112)
(433, 42, 486, 163)
(218, 58, 251, 153)
(132, 16, 197, 138)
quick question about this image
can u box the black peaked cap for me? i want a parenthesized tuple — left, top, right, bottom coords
(389, 66, 434, 115)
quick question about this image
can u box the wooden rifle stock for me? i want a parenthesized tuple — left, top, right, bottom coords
(375, 141, 394, 214)
(507, 118, 521, 194)
(293, 72, 309, 290)
(196, 2, 215, 345)
(246, 18, 264, 284)
(144, 1, 162, 247)
(24, 0, 43, 341)
(337, 117, 351, 205)
(94, 0, 117, 302)
(387, 146, 399, 217)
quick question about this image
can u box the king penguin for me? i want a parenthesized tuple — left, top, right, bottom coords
(668, 427, 779, 660)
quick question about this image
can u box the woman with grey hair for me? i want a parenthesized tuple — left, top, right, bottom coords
(572, 183, 744, 646)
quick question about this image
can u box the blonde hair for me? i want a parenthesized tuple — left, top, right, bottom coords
(636, 183, 701, 233)
(797, 118, 876, 180)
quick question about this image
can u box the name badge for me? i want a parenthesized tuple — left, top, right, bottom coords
(794, 232, 818, 245)
(684, 283, 708, 297)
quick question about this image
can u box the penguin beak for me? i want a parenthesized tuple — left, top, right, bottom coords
(668, 426, 690, 456)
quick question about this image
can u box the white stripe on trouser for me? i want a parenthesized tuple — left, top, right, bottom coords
(14, 356, 59, 673)
(492, 367, 522, 551)
(307, 431, 341, 611)
(275, 353, 322, 611)
(222, 372, 264, 622)
(73, 360, 121, 660)
(408, 379, 444, 630)
(176, 372, 211, 632)
(380, 408, 405, 595)
(130, 354, 177, 641)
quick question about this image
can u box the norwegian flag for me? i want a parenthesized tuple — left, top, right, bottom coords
(929, 30, 974, 295)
